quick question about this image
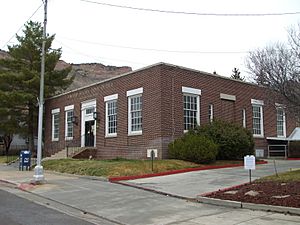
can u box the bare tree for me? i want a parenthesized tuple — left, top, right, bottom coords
(246, 23, 300, 118)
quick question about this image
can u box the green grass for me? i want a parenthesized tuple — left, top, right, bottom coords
(258, 169, 300, 182)
(0, 155, 18, 163)
(42, 158, 244, 177)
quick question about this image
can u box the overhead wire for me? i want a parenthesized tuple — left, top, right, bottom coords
(57, 36, 249, 54)
(80, 0, 300, 17)
(1, 3, 43, 49)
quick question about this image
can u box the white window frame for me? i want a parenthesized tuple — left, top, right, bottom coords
(105, 94, 118, 137)
(208, 104, 214, 123)
(51, 108, 60, 141)
(276, 106, 286, 137)
(242, 108, 246, 128)
(65, 105, 74, 140)
(182, 87, 201, 132)
(251, 99, 264, 138)
(127, 88, 143, 136)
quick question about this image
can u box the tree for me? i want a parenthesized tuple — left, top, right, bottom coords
(246, 23, 300, 118)
(231, 67, 244, 81)
(0, 21, 72, 153)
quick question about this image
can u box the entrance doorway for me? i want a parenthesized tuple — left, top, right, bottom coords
(85, 120, 95, 147)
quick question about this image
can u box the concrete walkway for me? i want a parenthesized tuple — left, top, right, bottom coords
(0, 160, 300, 225)
(122, 159, 300, 198)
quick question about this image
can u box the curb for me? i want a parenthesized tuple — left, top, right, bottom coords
(196, 196, 300, 216)
(109, 161, 268, 182)
(44, 170, 108, 182)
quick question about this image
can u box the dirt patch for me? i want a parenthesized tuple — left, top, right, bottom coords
(205, 181, 300, 208)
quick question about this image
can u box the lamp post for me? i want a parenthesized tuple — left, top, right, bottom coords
(33, 0, 47, 182)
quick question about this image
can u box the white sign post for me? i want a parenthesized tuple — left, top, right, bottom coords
(244, 155, 256, 183)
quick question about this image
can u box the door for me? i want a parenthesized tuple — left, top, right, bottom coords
(85, 120, 95, 147)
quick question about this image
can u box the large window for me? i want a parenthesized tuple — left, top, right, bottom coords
(51, 108, 60, 141)
(251, 99, 264, 137)
(127, 88, 143, 135)
(182, 87, 201, 132)
(65, 105, 74, 140)
(105, 94, 118, 137)
(277, 107, 286, 137)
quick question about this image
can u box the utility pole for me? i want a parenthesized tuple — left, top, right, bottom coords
(33, 0, 47, 182)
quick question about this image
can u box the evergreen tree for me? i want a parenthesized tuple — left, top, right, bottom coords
(0, 21, 72, 153)
(231, 67, 244, 81)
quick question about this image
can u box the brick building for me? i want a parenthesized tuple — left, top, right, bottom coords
(44, 63, 298, 159)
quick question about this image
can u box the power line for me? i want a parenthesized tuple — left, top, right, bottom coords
(55, 39, 147, 66)
(1, 3, 43, 49)
(57, 36, 249, 54)
(80, 0, 300, 17)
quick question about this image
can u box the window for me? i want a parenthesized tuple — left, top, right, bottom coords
(104, 94, 118, 137)
(65, 105, 74, 140)
(242, 109, 246, 128)
(252, 99, 264, 137)
(86, 107, 95, 115)
(277, 107, 286, 137)
(208, 104, 213, 123)
(51, 108, 60, 141)
(127, 88, 143, 135)
(182, 87, 201, 132)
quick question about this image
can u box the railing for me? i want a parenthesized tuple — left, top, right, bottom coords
(46, 134, 95, 158)
(268, 145, 287, 158)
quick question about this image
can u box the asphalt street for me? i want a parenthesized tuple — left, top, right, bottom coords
(0, 188, 96, 225)
(0, 160, 300, 224)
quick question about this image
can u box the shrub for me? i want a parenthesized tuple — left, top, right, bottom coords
(168, 133, 218, 164)
(194, 120, 254, 160)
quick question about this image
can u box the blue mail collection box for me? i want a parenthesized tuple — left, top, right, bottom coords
(19, 150, 31, 171)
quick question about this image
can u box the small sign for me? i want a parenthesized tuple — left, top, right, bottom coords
(244, 155, 255, 170)
(147, 149, 158, 158)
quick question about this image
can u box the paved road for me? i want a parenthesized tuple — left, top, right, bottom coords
(123, 160, 300, 198)
(1, 160, 300, 224)
(0, 188, 97, 225)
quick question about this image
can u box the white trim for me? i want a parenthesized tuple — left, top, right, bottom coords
(252, 104, 264, 138)
(105, 99, 117, 138)
(128, 94, 143, 136)
(182, 86, 202, 95)
(242, 109, 246, 128)
(209, 104, 213, 122)
(51, 108, 60, 114)
(81, 99, 96, 110)
(276, 107, 286, 138)
(51, 112, 59, 142)
(220, 93, 236, 101)
(104, 94, 118, 102)
(127, 87, 143, 97)
(251, 99, 264, 105)
(65, 109, 74, 141)
(64, 105, 74, 111)
(81, 99, 97, 147)
(183, 93, 200, 132)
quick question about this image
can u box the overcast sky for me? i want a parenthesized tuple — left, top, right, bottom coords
(1, 0, 300, 78)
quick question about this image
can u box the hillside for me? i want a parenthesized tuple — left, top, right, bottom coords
(0, 49, 132, 92)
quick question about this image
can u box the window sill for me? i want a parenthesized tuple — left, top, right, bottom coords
(128, 131, 142, 136)
(65, 137, 73, 141)
(105, 134, 117, 138)
(253, 135, 264, 139)
(52, 139, 59, 142)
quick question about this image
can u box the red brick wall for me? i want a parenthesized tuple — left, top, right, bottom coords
(44, 63, 298, 159)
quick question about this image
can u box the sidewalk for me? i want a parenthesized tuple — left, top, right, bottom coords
(121, 159, 300, 198)
(1, 161, 300, 225)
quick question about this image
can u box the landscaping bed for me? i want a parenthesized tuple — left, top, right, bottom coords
(204, 169, 300, 208)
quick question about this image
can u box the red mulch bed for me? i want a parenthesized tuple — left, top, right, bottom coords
(205, 181, 300, 208)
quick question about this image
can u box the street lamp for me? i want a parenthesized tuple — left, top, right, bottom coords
(33, 0, 47, 182)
